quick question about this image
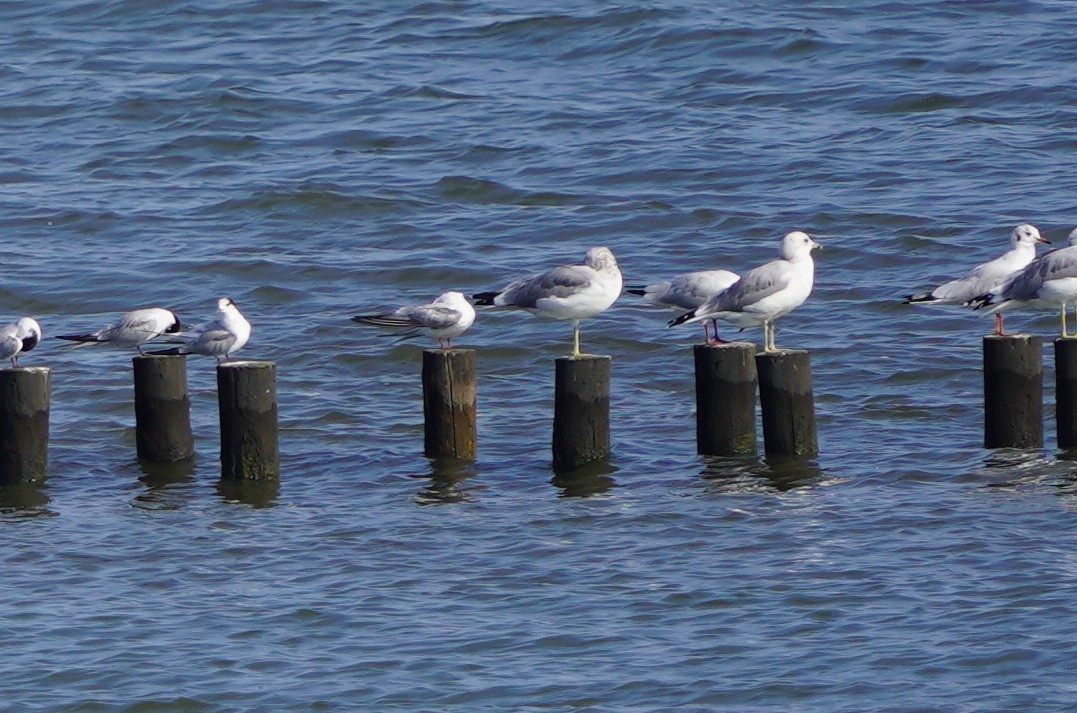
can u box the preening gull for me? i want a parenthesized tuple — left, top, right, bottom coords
(0, 317, 42, 367)
(905, 223, 1049, 335)
(669, 231, 820, 353)
(627, 269, 739, 342)
(149, 297, 250, 361)
(56, 308, 183, 354)
(971, 228, 1077, 337)
(352, 291, 475, 349)
(473, 246, 622, 357)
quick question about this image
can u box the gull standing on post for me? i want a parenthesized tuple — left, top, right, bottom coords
(148, 297, 250, 361)
(905, 223, 1049, 335)
(668, 231, 821, 353)
(473, 246, 622, 357)
(56, 308, 183, 354)
(352, 291, 475, 349)
(971, 228, 1077, 337)
(0, 317, 42, 367)
(627, 269, 740, 342)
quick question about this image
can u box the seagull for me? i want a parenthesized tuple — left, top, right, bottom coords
(668, 231, 821, 353)
(56, 308, 183, 354)
(905, 224, 1049, 335)
(148, 297, 250, 361)
(473, 246, 622, 357)
(352, 291, 475, 349)
(971, 228, 1077, 337)
(627, 269, 740, 342)
(0, 317, 42, 367)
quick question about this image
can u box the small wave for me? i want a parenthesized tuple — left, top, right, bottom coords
(435, 175, 590, 206)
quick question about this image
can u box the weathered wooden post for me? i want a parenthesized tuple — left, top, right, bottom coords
(422, 349, 477, 459)
(217, 361, 279, 479)
(694, 342, 757, 456)
(553, 355, 611, 471)
(983, 335, 1042, 449)
(1056, 338, 1077, 449)
(756, 349, 818, 458)
(133, 355, 194, 462)
(0, 367, 50, 484)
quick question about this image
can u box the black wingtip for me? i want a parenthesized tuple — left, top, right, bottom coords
(146, 347, 183, 356)
(904, 293, 936, 304)
(668, 310, 695, 328)
(472, 291, 500, 306)
(965, 294, 994, 310)
(55, 334, 96, 343)
(626, 288, 647, 296)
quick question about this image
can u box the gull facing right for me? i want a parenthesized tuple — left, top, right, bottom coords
(668, 231, 820, 353)
(904, 223, 1049, 335)
(352, 291, 475, 349)
(56, 308, 183, 354)
(473, 246, 622, 357)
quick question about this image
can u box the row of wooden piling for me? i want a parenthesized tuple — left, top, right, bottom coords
(0, 357, 278, 485)
(421, 342, 818, 470)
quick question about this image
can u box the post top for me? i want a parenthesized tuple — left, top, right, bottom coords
(984, 333, 1039, 341)
(216, 360, 276, 369)
(556, 354, 612, 363)
(423, 348, 476, 355)
(694, 341, 756, 351)
(0, 366, 50, 375)
(755, 348, 810, 358)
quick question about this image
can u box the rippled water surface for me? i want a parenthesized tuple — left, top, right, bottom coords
(2, 1, 1076, 710)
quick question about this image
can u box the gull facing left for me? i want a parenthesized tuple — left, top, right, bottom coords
(352, 291, 475, 349)
(148, 297, 250, 362)
(473, 246, 622, 357)
(56, 308, 183, 354)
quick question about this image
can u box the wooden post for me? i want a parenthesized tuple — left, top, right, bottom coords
(983, 335, 1042, 449)
(1056, 339, 1077, 449)
(422, 349, 477, 459)
(553, 355, 611, 471)
(133, 355, 194, 462)
(0, 367, 50, 484)
(217, 361, 279, 480)
(694, 342, 757, 456)
(756, 349, 818, 458)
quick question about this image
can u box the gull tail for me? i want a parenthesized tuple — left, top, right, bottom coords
(55, 333, 103, 344)
(472, 291, 501, 306)
(352, 314, 407, 328)
(625, 286, 648, 296)
(904, 292, 938, 304)
(668, 309, 697, 329)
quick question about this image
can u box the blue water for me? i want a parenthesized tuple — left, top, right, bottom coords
(1, 1, 1076, 710)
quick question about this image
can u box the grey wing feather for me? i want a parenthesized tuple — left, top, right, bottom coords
(498, 266, 591, 307)
(711, 262, 791, 311)
(188, 326, 236, 354)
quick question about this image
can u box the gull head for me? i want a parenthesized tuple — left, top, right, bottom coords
(218, 297, 237, 312)
(166, 310, 183, 334)
(780, 231, 821, 261)
(1012, 223, 1049, 246)
(584, 246, 618, 272)
(434, 291, 469, 306)
(15, 317, 42, 352)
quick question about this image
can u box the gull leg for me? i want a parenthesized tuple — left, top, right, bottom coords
(994, 312, 1004, 336)
(1062, 304, 1068, 339)
(703, 321, 711, 343)
(571, 320, 582, 358)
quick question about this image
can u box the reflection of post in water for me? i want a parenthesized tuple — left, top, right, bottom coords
(216, 478, 279, 508)
(133, 355, 194, 463)
(132, 458, 197, 511)
(217, 361, 279, 480)
(0, 482, 51, 517)
(0, 367, 50, 485)
(551, 460, 617, 497)
(700, 454, 821, 493)
(415, 456, 477, 505)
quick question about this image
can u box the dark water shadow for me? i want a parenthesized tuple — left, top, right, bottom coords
(216, 478, 279, 508)
(131, 458, 196, 511)
(701, 454, 823, 493)
(550, 461, 618, 497)
(413, 457, 478, 505)
(0, 482, 55, 519)
(968, 448, 1053, 491)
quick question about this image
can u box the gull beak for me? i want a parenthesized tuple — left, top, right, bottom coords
(1038, 235, 1052, 244)
(812, 240, 823, 250)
